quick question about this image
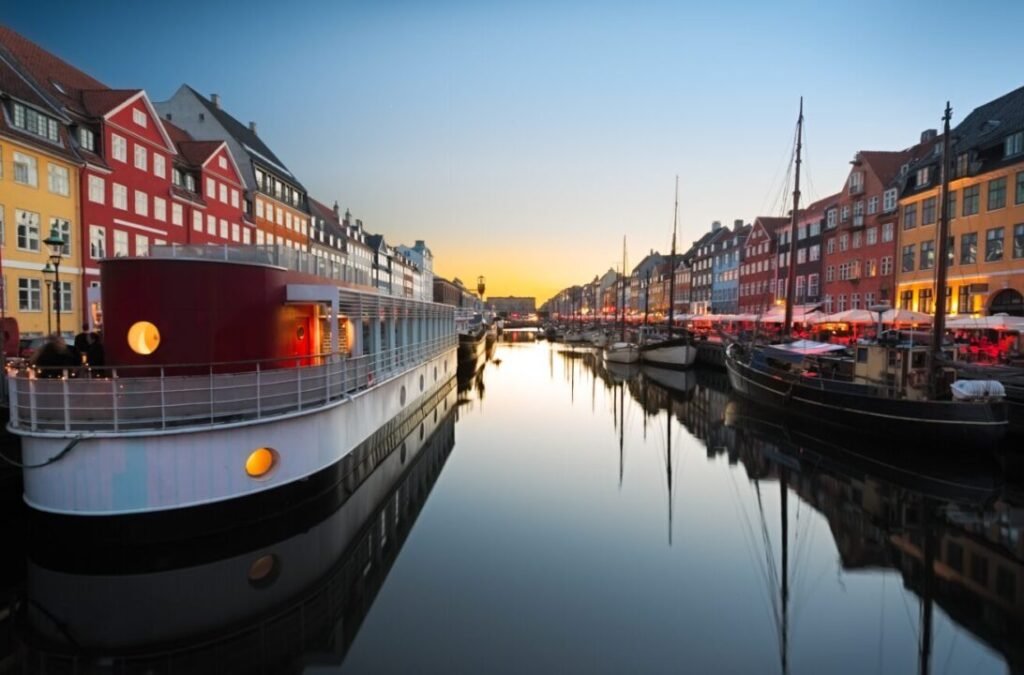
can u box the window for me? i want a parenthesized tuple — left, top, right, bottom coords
(826, 209, 837, 228)
(988, 177, 1007, 211)
(1017, 172, 1024, 206)
(865, 292, 875, 307)
(963, 185, 980, 215)
(851, 293, 860, 309)
(276, 207, 283, 225)
(961, 232, 977, 264)
(135, 234, 149, 256)
(986, 227, 1004, 261)
(113, 230, 129, 257)
(797, 248, 806, 264)
(111, 133, 127, 162)
(902, 244, 915, 272)
(219, 183, 227, 204)
(219, 219, 228, 238)
(852, 231, 862, 249)
(882, 189, 897, 213)
(172, 203, 183, 226)
(0, 206, 4, 246)
(132, 108, 148, 127)
(809, 244, 820, 261)
(1015, 224, 1024, 259)
(255, 199, 264, 218)
(153, 154, 165, 178)
(921, 197, 936, 225)
(825, 265, 834, 282)
(154, 197, 166, 222)
(839, 234, 849, 251)
(947, 236, 955, 266)
(285, 212, 293, 230)
(13, 152, 38, 186)
(918, 288, 933, 314)
(809, 221, 820, 237)
(192, 211, 202, 231)
(11, 103, 58, 142)
(865, 259, 877, 277)
(88, 175, 105, 203)
(903, 203, 917, 229)
(207, 214, 216, 235)
(218, 155, 227, 169)
(231, 189, 239, 209)
(807, 273, 819, 297)
(797, 224, 807, 240)
(256, 229, 265, 245)
(47, 164, 70, 196)
(16, 210, 40, 251)
(837, 294, 846, 312)
(882, 222, 894, 242)
(113, 183, 127, 210)
(134, 144, 147, 171)
(18, 278, 40, 311)
(824, 294, 833, 313)
(55, 280, 72, 313)
(78, 127, 95, 151)
(232, 223, 240, 241)
(866, 227, 877, 245)
(947, 190, 956, 220)
(1005, 131, 1023, 157)
(900, 290, 913, 310)
(134, 190, 148, 217)
(206, 177, 216, 198)
(867, 196, 878, 215)
(958, 286, 971, 314)
(853, 201, 864, 217)
(90, 225, 106, 259)
(920, 240, 935, 270)
(916, 167, 930, 187)
(841, 205, 850, 222)
(51, 218, 71, 255)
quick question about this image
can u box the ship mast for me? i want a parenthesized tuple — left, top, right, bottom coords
(620, 237, 628, 342)
(929, 103, 953, 398)
(668, 175, 679, 340)
(783, 98, 804, 337)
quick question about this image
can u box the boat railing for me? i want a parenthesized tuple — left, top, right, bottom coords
(7, 334, 457, 434)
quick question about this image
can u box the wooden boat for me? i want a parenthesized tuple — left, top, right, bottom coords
(604, 236, 639, 364)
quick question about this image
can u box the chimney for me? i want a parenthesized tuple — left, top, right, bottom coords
(249, 121, 257, 135)
(211, 93, 220, 109)
(733, 218, 743, 231)
(921, 128, 937, 143)
(711, 220, 721, 232)
(333, 201, 340, 219)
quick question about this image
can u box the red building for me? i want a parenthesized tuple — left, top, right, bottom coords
(164, 121, 251, 245)
(738, 216, 787, 314)
(821, 139, 936, 313)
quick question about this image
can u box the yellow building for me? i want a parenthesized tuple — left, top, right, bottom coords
(0, 79, 84, 340)
(896, 89, 1024, 318)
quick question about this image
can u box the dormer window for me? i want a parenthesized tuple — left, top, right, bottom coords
(11, 102, 59, 142)
(916, 167, 930, 187)
(78, 127, 95, 152)
(848, 171, 864, 195)
(172, 168, 183, 187)
(955, 153, 969, 177)
(1004, 131, 1023, 158)
(185, 174, 196, 192)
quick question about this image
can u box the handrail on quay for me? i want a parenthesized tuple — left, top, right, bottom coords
(7, 335, 457, 434)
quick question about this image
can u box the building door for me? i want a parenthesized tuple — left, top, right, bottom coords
(989, 288, 1024, 316)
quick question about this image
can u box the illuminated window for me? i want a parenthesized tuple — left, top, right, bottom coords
(127, 320, 160, 354)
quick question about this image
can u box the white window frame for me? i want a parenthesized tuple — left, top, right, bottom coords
(153, 154, 166, 178)
(111, 133, 127, 162)
(47, 164, 70, 196)
(13, 152, 38, 187)
(132, 108, 148, 128)
(113, 183, 128, 210)
(134, 190, 148, 217)
(90, 225, 106, 259)
(172, 203, 184, 227)
(88, 175, 105, 204)
(134, 143, 147, 171)
(113, 230, 129, 257)
(154, 196, 167, 222)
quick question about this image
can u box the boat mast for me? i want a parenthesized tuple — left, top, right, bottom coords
(783, 98, 804, 337)
(620, 237, 628, 342)
(929, 102, 954, 398)
(668, 175, 679, 340)
(644, 269, 651, 338)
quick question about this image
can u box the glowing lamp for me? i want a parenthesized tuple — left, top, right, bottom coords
(245, 447, 277, 478)
(127, 321, 161, 355)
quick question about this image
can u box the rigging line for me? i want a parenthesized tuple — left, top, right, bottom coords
(729, 470, 780, 624)
(941, 621, 960, 675)
(758, 120, 804, 217)
(753, 480, 783, 625)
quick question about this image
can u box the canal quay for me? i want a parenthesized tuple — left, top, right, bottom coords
(0, 333, 1018, 674)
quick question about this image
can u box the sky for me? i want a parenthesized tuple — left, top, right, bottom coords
(6, 0, 1024, 302)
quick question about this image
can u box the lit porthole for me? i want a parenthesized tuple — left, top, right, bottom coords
(248, 554, 281, 589)
(400, 385, 407, 406)
(420, 374, 425, 392)
(127, 321, 161, 355)
(245, 447, 278, 478)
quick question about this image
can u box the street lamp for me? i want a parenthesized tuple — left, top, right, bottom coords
(43, 226, 65, 336)
(42, 261, 54, 335)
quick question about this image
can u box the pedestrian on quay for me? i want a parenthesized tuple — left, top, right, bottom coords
(86, 331, 106, 375)
(73, 323, 91, 360)
(31, 334, 76, 378)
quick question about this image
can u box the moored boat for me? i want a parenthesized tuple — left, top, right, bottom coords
(605, 341, 640, 364)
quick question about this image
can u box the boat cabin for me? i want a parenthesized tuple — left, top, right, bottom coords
(852, 331, 956, 401)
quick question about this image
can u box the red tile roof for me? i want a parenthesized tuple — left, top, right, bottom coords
(80, 88, 140, 117)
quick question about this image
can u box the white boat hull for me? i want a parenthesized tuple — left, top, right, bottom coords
(18, 348, 457, 516)
(604, 343, 639, 364)
(640, 342, 697, 368)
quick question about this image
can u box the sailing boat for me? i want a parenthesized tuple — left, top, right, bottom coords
(640, 176, 697, 368)
(605, 237, 640, 364)
(724, 99, 1008, 447)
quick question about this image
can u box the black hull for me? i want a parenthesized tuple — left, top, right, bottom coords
(724, 348, 1008, 449)
(458, 332, 486, 364)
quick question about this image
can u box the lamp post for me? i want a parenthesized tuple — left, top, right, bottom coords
(43, 226, 65, 336)
(42, 261, 54, 335)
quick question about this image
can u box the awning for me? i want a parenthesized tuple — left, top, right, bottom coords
(762, 339, 848, 363)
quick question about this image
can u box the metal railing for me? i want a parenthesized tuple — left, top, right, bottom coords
(8, 335, 456, 433)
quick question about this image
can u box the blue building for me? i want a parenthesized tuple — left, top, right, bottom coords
(711, 220, 750, 314)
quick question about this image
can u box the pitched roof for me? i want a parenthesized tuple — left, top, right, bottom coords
(80, 88, 140, 117)
(951, 84, 1024, 153)
(752, 216, 789, 235)
(183, 85, 303, 189)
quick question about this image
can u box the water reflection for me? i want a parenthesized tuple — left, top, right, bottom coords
(567, 347, 1022, 674)
(17, 381, 459, 674)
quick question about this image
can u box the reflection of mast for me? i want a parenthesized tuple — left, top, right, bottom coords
(666, 407, 674, 546)
(919, 498, 934, 675)
(780, 470, 789, 675)
(619, 381, 625, 488)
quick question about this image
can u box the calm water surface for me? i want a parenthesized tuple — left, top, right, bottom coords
(6, 334, 1023, 674)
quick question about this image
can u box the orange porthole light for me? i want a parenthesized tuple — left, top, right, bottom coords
(127, 321, 161, 355)
(245, 447, 278, 478)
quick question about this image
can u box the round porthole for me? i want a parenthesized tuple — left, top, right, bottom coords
(127, 321, 160, 355)
(400, 385, 407, 405)
(296, 325, 306, 340)
(248, 554, 281, 589)
(420, 374, 425, 392)
(245, 447, 278, 478)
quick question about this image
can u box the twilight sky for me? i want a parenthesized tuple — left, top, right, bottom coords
(6, 0, 1024, 302)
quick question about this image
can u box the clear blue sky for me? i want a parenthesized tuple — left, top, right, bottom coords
(7, 0, 1024, 299)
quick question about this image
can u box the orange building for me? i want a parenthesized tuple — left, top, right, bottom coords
(896, 86, 1024, 317)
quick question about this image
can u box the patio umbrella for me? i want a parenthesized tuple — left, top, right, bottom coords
(821, 308, 877, 324)
(946, 313, 1024, 331)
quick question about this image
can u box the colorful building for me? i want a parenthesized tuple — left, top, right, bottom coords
(156, 87, 310, 251)
(738, 216, 787, 314)
(687, 222, 730, 315)
(0, 36, 83, 338)
(711, 220, 749, 314)
(821, 142, 935, 313)
(896, 86, 1024, 317)
(775, 193, 836, 309)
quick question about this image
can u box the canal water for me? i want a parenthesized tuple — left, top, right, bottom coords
(2, 333, 1022, 674)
